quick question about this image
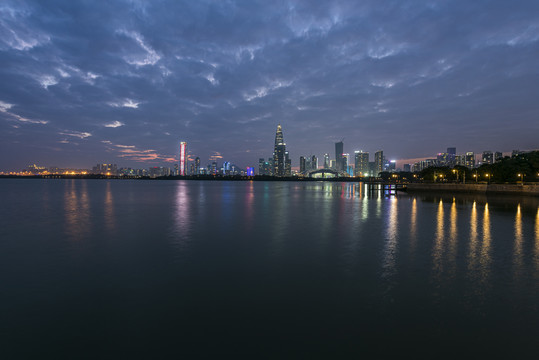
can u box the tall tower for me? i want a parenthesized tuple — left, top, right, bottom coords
(194, 157, 200, 175)
(335, 141, 344, 172)
(179, 141, 187, 176)
(374, 150, 384, 176)
(273, 124, 287, 176)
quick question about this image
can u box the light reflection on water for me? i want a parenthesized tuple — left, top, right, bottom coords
(513, 204, 523, 282)
(2, 180, 539, 356)
(432, 199, 445, 282)
(64, 179, 91, 241)
(381, 197, 398, 288)
(479, 203, 491, 290)
(535, 207, 539, 277)
(104, 181, 115, 232)
(173, 181, 191, 250)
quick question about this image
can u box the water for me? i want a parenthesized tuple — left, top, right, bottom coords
(1, 179, 538, 358)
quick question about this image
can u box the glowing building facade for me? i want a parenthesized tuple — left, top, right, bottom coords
(179, 141, 187, 176)
(272, 124, 291, 176)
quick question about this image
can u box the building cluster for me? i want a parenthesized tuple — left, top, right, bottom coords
(406, 148, 526, 172)
(258, 124, 292, 176)
(257, 125, 396, 177)
(176, 141, 251, 177)
(8, 125, 530, 178)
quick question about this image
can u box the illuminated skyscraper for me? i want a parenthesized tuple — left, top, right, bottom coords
(299, 156, 306, 173)
(311, 155, 317, 170)
(335, 141, 344, 172)
(374, 150, 384, 176)
(179, 141, 187, 176)
(273, 124, 289, 177)
(354, 151, 369, 177)
(195, 157, 200, 175)
(324, 154, 330, 169)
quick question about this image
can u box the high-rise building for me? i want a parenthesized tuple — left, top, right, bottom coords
(299, 156, 306, 173)
(195, 157, 201, 175)
(179, 141, 187, 176)
(335, 141, 344, 172)
(465, 152, 475, 168)
(482, 151, 494, 165)
(495, 152, 503, 162)
(354, 151, 369, 177)
(311, 155, 318, 170)
(273, 124, 289, 177)
(223, 161, 232, 175)
(285, 151, 291, 176)
(323, 154, 330, 169)
(374, 150, 384, 176)
(403, 164, 411, 172)
(258, 158, 265, 175)
(342, 153, 349, 170)
(447, 147, 456, 166)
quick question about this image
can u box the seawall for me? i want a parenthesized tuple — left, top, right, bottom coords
(406, 183, 539, 196)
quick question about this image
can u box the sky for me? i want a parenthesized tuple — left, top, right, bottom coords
(1, 0, 539, 171)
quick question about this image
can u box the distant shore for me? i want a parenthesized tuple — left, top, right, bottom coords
(0, 174, 365, 182)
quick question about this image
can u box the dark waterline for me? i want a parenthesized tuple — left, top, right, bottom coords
(1, 179, 538, 358)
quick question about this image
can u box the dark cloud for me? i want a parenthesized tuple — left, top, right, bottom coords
(1, 0, 538, 170)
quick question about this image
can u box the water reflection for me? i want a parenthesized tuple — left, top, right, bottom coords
(535, 207, 539, 274)
(173, 182, 191, 249)
(382, 197, 398, 286)
(447, 198, 458, 277)
(432, 199, 445, 280)
(409, 198, 417, 258)
(479, 203, 491, 287)
(513, 204, 523, 281)
(244, 181, 255, 234)
(104, 181, 115, 231)
(63, 180, 91, 241)
(468, 201, 479, 272)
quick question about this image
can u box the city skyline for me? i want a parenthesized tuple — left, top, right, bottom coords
(1, 1, 539, 171)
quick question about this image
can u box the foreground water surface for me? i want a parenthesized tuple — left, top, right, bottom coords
(1, 179, 538, 358)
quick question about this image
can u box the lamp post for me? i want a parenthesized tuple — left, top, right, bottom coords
(473, 172, 478, 184)
(517, 173, 524, 184)
(452, 169, 459, 183)
(485, 173, 490, 185)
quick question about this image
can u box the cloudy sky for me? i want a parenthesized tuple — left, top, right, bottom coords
(1, 0, 538, 170)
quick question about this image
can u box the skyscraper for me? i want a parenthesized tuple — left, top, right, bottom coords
(323, 154, 330, 169)
(285, 151, 291, 176)
(195, 157, 200, 175)
(311, 155, 318, 170)
(273, 124, 289, 177)
(374, 150, 384, 176)
(299, 156, 306, 173)
(447, 147, 456, 166)
(179, 141, 187, 176)
(354, 151, 369, 177)
(335, 141, 344, 172)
